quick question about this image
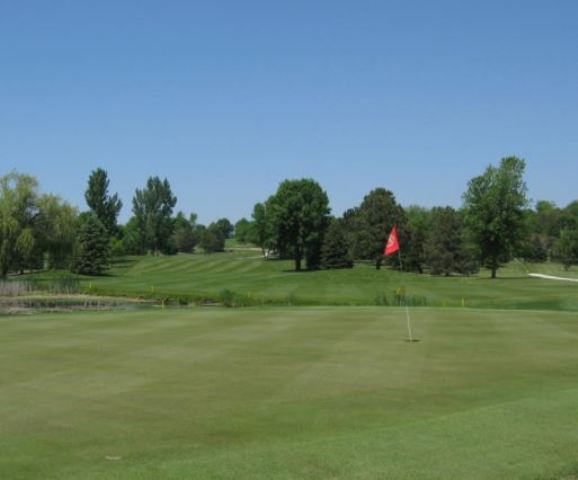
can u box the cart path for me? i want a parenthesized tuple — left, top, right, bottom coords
(528, 273, 578, 283)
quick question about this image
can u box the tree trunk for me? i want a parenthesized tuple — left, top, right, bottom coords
(375, 257, 382, 270)
(295, 256, 302, 271)
(491, 266, 497, 279)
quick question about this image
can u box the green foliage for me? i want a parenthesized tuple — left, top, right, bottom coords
(84, 168, 122, 236)
(131, 176, 177, 254)
(405, 205, 431, 273)
(250, 202, 275, 255)
(234, 218, 251, 243)
(555, 228, 578, 270)
(214, 218, 234, 239)
(72, 214, 110, 275)
(172, 211, 198, 253)
(321, 219, 353, 269)
(424, 207, 479, 276)
(0, 173, 39, 277)
(200, 223, 226, 253)
(348, 188, 407, 269)
(267, 178, 330, 271)
(463, 156, 528, 278)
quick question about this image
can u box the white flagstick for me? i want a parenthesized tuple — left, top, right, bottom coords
(397, 249, 413, 343)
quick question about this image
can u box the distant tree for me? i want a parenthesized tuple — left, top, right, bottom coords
(268, 179, 330, 271)
(84, 168, 122, 236)
(234, 218, 251, 243)
(0, 173, 39, 278)
(250, 202, 275, 256)
(555, 228, 578, 270)
(172, 211, 197, 253)
(405, 205, 430, 273)
(321, 219, 353, 269)
(463, 156, 528, 278)
(72, 214, 110, 275)
(214, 218, 234, 239)
(424, 207, 478, 276)
(36, 194, 78, 269)
(200, 223, 225, 253)
(560, 201, 578, 231)
(351, 188, 407, 270)
(132, 177, 177, 254)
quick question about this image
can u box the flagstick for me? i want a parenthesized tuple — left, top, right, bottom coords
(397, 249, 413, 343)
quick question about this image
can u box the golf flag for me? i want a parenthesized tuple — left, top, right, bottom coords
(384, 225, 400, 256)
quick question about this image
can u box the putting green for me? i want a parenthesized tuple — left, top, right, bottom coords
(1, 307, 578, 479)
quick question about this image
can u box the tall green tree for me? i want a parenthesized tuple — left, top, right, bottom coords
(351, 188, 407, 270)
(463, 156, 529, 278)
(424, 207, 478, 276)
(85, 168, 122, 236)
(72, 213, 110, 275)
(250, 202, 275, 257)
(132, 177, 177, 254)
(321, 219, 353, 269)
(268, 179, 330, 271)
(234, 218, 251, 243)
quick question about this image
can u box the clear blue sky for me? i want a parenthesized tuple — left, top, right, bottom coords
(1, 1, 577, 224)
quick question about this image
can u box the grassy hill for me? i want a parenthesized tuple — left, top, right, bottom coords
(55, 249, 578, 311)
(2, 306, 578, 479)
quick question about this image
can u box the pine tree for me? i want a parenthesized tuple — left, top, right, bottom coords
(321, 220, 353, 269)
(73, 214, 110, 275)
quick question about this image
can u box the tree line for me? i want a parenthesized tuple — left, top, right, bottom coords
(1, 156, 577, 279)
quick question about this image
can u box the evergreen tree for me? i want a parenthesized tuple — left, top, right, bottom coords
(85, 168, 122, 236)
(72, 214, 110, 275)
(351, 188, 407, 270)
(321, 220, 353, 269)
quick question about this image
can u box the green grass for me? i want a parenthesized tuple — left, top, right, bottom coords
(2, 306, 578, 479)
(47, 251, 578, 311)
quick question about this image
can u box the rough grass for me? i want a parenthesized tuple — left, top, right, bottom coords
(2, 307, 578, 479)
(33, 251, 578, 311)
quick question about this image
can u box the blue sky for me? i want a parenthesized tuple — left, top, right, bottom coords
(1, 1, 577, 224)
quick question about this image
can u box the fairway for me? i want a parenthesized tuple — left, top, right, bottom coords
(2, 307, 578, 479)
(74, 251, 578, 311)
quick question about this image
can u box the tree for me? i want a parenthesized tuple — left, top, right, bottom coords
(132, 177, 177, 254)
(321, 219, 353, 269)
(200, 223, 225, 253)
(234, 218, 251, 243)
(268, 179, 330, 271)
(172, 211, 197, 253)
(214, 218, 234, 239)
(84, 168, 122, 236)
(350, 188, 407, 269)
(405, 205, 430, 273)
(36, 194, 78, 270)
(0, 173, 39, 278)
(72, 214, 110, 275)
(250, 202, 275, 256)
(463, 156, 528, 278)
(555, 228, 578, 270)
(424, 207, 478, 276)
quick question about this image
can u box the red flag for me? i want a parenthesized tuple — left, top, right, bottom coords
(384, 225, 400, 256)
